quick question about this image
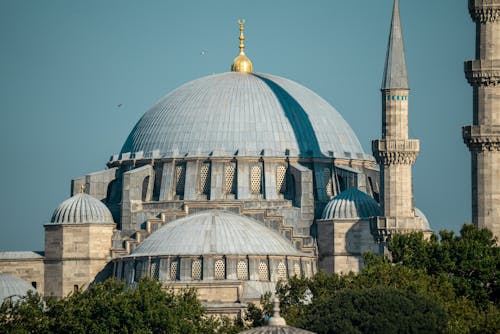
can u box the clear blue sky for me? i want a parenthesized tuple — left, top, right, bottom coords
(0, 0, 473, 251)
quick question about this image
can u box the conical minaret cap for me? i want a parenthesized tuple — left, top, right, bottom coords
(382, 0, 408, 90)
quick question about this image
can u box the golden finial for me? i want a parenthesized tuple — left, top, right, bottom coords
(231, 18, 253, 73)
(80, 184, 86, 193)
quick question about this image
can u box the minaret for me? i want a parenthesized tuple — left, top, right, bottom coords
(464, 0, 500, 239)
(371, 0, 423, 240)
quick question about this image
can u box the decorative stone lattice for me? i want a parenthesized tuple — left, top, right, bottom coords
(225, 163, 236, 194)
(151, 261, 160, 280)
(305, 262, 312, 278)
(170, 261, 178, 281)
(192, 260, 202, 280)
(276, 165, 287, 194)
(215, 259, 225, 280)
(293, 263, 301, 277)
(199, 163, 211, 195)
(175, 164, 186, 196)
(250, 165, 262, 194)
(277, 262, 287, 281)
(258, 261, 269, 281)
(237, 260, 248, 280)
(324, 168, 333, 198)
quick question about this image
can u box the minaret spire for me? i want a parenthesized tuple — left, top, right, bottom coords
(231, 19, 253, 73)
(382, 0, 408, 90)
(371, 0, 429, 243)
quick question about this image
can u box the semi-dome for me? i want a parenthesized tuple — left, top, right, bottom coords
(51, 193, 115, 224)
(0, 273, 36, 303)
(129, 210, 308, 257)
(321, 188, 381, 220)
(118, 72, 370, 160)
(415, 207, 431, 231)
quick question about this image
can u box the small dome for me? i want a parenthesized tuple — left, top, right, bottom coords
(239, 327, 315, 334)
(321, 188, 381, 220)
(231, 53, 253, 72)
(51, 193, 114, 224)
(0, 273, 37, 303)
(129, 210, 307, 257)
(415, 207, 431, 231)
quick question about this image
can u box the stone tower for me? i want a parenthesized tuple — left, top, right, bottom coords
(371, 0, 424, 240)
(464, 0, 500, 239)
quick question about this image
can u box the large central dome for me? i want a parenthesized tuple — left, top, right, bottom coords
(120, 72, 369, 160)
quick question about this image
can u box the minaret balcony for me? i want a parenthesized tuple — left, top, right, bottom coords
(371, 139, 419, 165)
(463, 125, 500, 151)
(468, 0, 500, 23)
(465, 60, 500, 86)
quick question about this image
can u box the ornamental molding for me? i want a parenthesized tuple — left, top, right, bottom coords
(469, 1, 500, 22)
(464, 60, 500, 87)
(372, 139, 419, 165)
(373, 151, 419, 165)
(463, 125, 500, 151)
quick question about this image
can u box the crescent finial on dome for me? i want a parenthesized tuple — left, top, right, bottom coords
(231, 19, 253, 73)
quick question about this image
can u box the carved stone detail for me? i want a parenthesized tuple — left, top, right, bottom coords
(372, 139, 419, 165)
(464, 60, 500, 86)
(469, 0, 500, 22)
(463, 125, 500, 152)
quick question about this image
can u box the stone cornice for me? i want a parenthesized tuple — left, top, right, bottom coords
(469, 0, 500, 23)
(372, 139, 419, 165)
(464, 60, 500, 86)
(463, 125, 500, 151)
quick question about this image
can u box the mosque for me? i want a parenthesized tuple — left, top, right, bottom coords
(1, 0, 498, 317)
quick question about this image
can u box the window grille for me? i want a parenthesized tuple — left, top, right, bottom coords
(324, 168, 333, 198)
(175, 164, 186, 196)
(192, 260, 202, 280)
(305, 262, 312, 278)
(170, 261, 178, 281)
(293, 263, 301, 277)
(215, 259, 225, 280)
(237, 260, 248, 280)
(277, 262, 287, 281)
(258, 261, 269, 281)
(224, 163, 236, 194)
(276, 165, 287, 194)
(250, 165, 262, 194)
(199, 163, 210, 195)
(151, 260, 160, 280)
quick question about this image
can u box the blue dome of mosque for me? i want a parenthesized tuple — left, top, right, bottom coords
(119, 72, 371, 160)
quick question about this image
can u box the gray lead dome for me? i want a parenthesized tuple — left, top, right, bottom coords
(119, 72, 369, 160)
(51, 193, 115, 224)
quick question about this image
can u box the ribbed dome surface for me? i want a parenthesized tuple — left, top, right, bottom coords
(129, 210, 306, 257)
(0, 273, 36, 302)
(51, 193, 114, 224)
(415, 208, 431, 230)
(322, 188, 381, 220)
(120, 72, 369, 160)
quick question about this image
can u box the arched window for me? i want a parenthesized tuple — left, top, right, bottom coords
(170, 260, 178, 281)
(293, 263, 301, 277)
(276, 165, 287, 194)
(199, 163, 211, 196)
(250, 165, 262, 194)
(215, 259, 225, 280)
(175, 163, 186, 198)
(142, 176, 150, 202)
(150, 260, 160, 280)
(224, 163, 236, 194)
(192, 260, 202, 280)
(237, 260, 248, 280)
(277, 262, 287, 281)
(258, 261, 269, 281)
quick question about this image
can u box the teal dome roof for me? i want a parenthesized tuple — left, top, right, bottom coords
(322, 188, 381, 220)
(51, 193, 115, 224)
(119, 72, 371, 160)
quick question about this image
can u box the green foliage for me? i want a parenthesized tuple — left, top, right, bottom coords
(0, 278, 241, 334)
(274, 224, 499, 334)
(389, 224, 499, 308)
(301, 287, 447, 334)
(243, 292, 272, 328)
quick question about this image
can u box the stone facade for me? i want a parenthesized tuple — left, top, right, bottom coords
(0, 253, 44, 295)
(464, 0, 500, 240)
(44, 223, 115, 298)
